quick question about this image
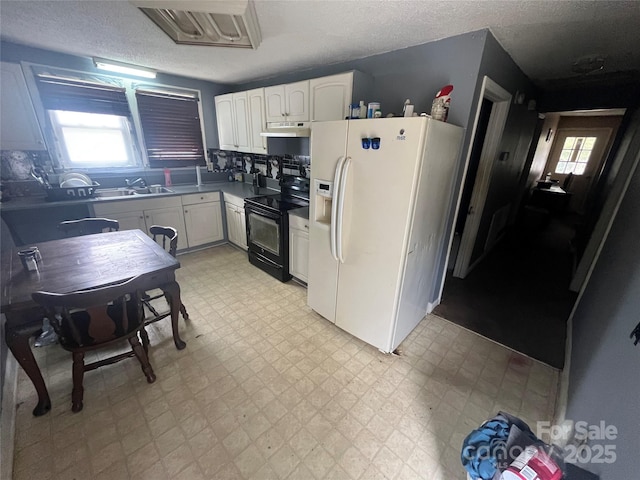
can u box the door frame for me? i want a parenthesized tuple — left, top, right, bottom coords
(453, 76, 512, 278)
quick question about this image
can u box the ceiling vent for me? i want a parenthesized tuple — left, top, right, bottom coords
(571, 55, 606, 75)
(131, 0, 261, 49)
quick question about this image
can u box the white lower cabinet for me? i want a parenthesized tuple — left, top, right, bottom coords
(145, 206, 189, 250)
(105, 210, 147, 233)
(93, 192, 225, 251)
(289, 214, 309, 283)
(182, 192, 224, 248)
(223, 193, 247, 250)
(183, 202, 223, 247)
(94, 197, 188, 251)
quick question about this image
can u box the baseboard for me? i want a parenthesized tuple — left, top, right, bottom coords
(426, 299, 440, 314)
(1, 354, 18, 480)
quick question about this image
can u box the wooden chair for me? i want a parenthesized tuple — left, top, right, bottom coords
(58, 217, 119, 237)
(32, 275, 156, 412)
(143, 226, 189, 326)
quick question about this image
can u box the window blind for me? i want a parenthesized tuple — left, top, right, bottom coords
(135, 90, 205, 167)
(35, 74, 130, 116)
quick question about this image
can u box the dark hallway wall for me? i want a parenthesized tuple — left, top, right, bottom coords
(565, 108, 640, 479)
(467, 33, 539, 265)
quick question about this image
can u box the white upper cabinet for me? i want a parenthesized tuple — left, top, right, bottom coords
(214, 93, 236, 150)
(264, 80, 309, 123)
(310, 72, 354, 122)
(232, 92, 251, 152)
(285, 81, 309, 122)
(264, 85, 286, 122)
(215, 72, 372, 152)
(0, 62, 46, 150)
(247, 88, 267, 154)
(215, 92, 251, 152)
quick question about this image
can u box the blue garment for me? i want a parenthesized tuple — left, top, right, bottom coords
(461, 419, 510, 480)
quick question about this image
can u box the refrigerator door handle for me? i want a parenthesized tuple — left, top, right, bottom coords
(330, 156, 346, 261)
(336, 156, 351, 264)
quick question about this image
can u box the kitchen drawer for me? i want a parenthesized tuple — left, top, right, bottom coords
(223, 192, 245, 208)
(182, 191, 220, 205)
(93, 195, 182, 215)
(289, 214, 308, 231)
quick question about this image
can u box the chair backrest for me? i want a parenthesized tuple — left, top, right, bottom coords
(59, 217, 120, 237)
(149, 225, 178, 257)
(562, 172, 574, 191)
(1, 217, 16, 252)
(32, 275, 144, 347)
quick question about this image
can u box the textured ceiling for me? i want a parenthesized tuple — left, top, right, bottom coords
(1, 0, 639, 86)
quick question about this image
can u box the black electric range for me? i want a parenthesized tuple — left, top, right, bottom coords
(245, 192, 309, 212)
(244, 176, 309, 282)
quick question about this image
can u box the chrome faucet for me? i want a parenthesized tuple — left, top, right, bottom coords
(125, 177, 146, 187)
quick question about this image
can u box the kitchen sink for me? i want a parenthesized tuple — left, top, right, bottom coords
(94, 188, 136, 198)
(132, 186, 173, 194)
(94, 186, 173, 198)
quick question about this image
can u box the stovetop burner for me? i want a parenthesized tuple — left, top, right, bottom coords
(245, 174, 310, 213)
(245, 193, 308, 212)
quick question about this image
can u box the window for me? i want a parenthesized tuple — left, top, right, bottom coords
(49, 111, 137, 167)
(36, 74, 140, 168)
(136, 89, 205, 168)
(555, 136, 596, 175)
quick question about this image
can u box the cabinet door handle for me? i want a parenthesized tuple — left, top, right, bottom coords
(184, 210, 188, 213)
(139, 216, 144, 220)
(304, 225, 308, 229)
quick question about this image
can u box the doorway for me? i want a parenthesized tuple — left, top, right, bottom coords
(456, 98, 494, 235)
(453, 77, 512, 278)
(435, 109, 625, 368)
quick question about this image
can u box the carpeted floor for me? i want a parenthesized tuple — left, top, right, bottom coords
(434, 214, 578, 369)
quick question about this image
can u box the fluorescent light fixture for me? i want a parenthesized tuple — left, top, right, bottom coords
(93, 58, 157, 78)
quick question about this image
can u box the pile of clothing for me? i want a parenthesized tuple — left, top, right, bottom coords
(461, 412, 543, 480)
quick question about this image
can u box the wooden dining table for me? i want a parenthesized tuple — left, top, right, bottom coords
(1, 229, 186, 416)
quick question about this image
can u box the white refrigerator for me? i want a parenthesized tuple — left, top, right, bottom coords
(307, 117, 463, 352)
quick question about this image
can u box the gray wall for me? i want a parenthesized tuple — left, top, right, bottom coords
(0, 41, 229, 150)
(565, 108, 640, 479)
(469, 33, 539, 263)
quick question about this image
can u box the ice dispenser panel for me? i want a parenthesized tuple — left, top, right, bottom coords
(314, 179, 333, 224)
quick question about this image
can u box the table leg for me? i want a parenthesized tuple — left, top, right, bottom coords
(4, 311, 51, 416)
(162, 281, 186, 350)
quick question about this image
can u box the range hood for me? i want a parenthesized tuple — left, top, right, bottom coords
(131, 0, 261, 49)
(260, 122, 311, 138)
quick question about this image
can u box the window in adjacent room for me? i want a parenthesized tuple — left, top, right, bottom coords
(135, 88, 206, 168)
(554, 136, 597, 175)
(35, 73, 141, 169)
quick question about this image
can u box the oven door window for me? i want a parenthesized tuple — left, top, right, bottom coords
(248, 212, 280, 255)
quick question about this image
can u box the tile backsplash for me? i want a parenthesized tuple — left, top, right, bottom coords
(0, 148, 311, 199)
(210, 149, 310, 180)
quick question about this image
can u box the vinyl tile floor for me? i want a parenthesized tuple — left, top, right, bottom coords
(11, 245, 559, 480)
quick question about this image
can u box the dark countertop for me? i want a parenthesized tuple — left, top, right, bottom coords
(289, 207, 309, 219)
(0, 181, 277, 212)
